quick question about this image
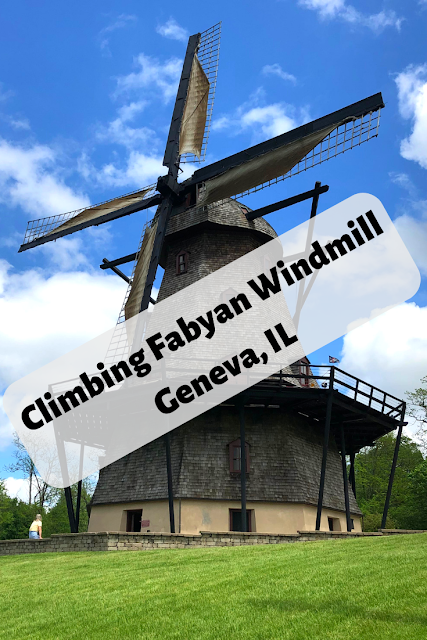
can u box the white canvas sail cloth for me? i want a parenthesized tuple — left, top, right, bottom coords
(179, 54, 210, 158)
(124, 220, 159, 320)
(46, 189, 152, 238)
(197, 124, 339, 205)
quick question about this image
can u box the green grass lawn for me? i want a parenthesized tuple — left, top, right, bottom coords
(1, 534, 427, 640)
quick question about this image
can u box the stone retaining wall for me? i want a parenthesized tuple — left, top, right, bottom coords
(2, 529, 424, 557)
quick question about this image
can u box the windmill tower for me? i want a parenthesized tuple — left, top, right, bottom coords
(19, 23, 406, 535)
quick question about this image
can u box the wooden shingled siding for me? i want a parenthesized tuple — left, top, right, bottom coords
(91, 407, 361, 515)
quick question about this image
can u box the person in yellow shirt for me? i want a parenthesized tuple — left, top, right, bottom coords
(29, 514, 42, 539)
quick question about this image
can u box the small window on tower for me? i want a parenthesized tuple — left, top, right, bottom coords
(229, 438, 250, 474)
(299, 357, 310, 387)
(176, 251, 189, 275)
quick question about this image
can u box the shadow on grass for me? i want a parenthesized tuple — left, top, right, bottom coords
(248, 598, 427, 627)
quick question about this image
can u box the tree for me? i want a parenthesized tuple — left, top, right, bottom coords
(5, 433, 59, 510)
(42, 480, 93, 537)
(406, 459, 427, 529)
(355, 433, 424, 530)
(0, 477, 95, 539)
(406, 375, 427, 454)
(0, 479, 35, 540)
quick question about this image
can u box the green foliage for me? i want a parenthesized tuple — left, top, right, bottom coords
(0, 480, 35, 540)
(1, 535, 427, 639)
(0, 479, 93, 540)
(355, 433, 425, 530)
(2, 433, 95, 539)
(42, 481, 92, 537)
(406, 459, 427, 529)
(406, 375, 427, 454)
(362, 513, 395, 532)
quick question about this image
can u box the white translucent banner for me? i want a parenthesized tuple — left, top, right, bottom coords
(3, 194, 420, 487)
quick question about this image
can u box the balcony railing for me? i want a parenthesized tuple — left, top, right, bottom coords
(265, 365, 404, 419)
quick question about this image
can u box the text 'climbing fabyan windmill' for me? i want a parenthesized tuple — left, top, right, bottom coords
(19, 23, 399, 536)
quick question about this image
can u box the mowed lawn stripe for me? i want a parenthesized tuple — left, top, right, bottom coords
(1, 534, 426, 640)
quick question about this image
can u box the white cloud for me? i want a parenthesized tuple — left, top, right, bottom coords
(78, 150, 166, 189)
(262, 64, 297, 84)
(3, 476, 39, 502)
(156, 18, 188, 43)
(95, 100, 157, 151)
(0, 82, 14, 102)
(98, 14, 137, 54)
(241, 104, 306, 138)
(0, 252, 128, 450)
(388, 172, 427, 275)
(117, 101, 147, 123)
(40, 236, 91, 271)
(1, 115, 31, 130)
(394, 211, 427, 276)
(340, 302, 427, 435)
(0, 259, 127, 390)
(395, 64, 427, 170)
(389, 171, 418, 198)
(115, 54, 182, 103)
(213, 91, 310, 141)
(298, 0, 403, 32)
(0, 138, 89, 218)
(0, 396, 13, 450)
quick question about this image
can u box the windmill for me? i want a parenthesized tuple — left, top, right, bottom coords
(19, 23, 395, 536)
(19, 22, 383, 317)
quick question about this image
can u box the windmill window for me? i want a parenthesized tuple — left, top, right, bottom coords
(176, 251, 189, 275)
(229, 439, 250, 473)
(126, 509, 142, 532)
(328, 517, 341, 532)
(229, 509, 253, 532)
(299, 357, 310, 387)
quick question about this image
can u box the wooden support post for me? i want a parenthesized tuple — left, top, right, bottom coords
(75, 481, 82, 532)
(64, 486, 77, 533)
(381, 404, 406, 529)
(340, 424, 352, 532)
(239, 401, 247, 532)
(75, 442, 85, 532)
(53, 424, 77, 533)
(349, 450, 356, 499)
(164, 433, 175, 533)
(316, 367, 334, 531)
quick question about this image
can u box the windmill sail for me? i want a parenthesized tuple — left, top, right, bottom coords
(198, 125, 337, 205)
(18, 185, 160, 252)
(178, 54, 210, 158)
(179, 22, 221, 164)
(185, 93, 384, 205)
(45, 189, 152, 237)
(124, 220, 158, 321)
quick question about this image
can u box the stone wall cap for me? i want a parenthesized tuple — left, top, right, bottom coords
(378, 529, 427, 534)
(200, 531, 298, 538)
(298, 530, 382, 536)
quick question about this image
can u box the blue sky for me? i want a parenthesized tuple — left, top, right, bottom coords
(1, 0, 427, 497)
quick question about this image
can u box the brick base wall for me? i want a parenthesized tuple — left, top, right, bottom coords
(1, 529, 425, 557)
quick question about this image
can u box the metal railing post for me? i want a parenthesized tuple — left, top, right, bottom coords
(239, 400, 247, 532)
(340, 424, 352, 532)
(381, 403, 406, 529)
(316, 367, 335, 531)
